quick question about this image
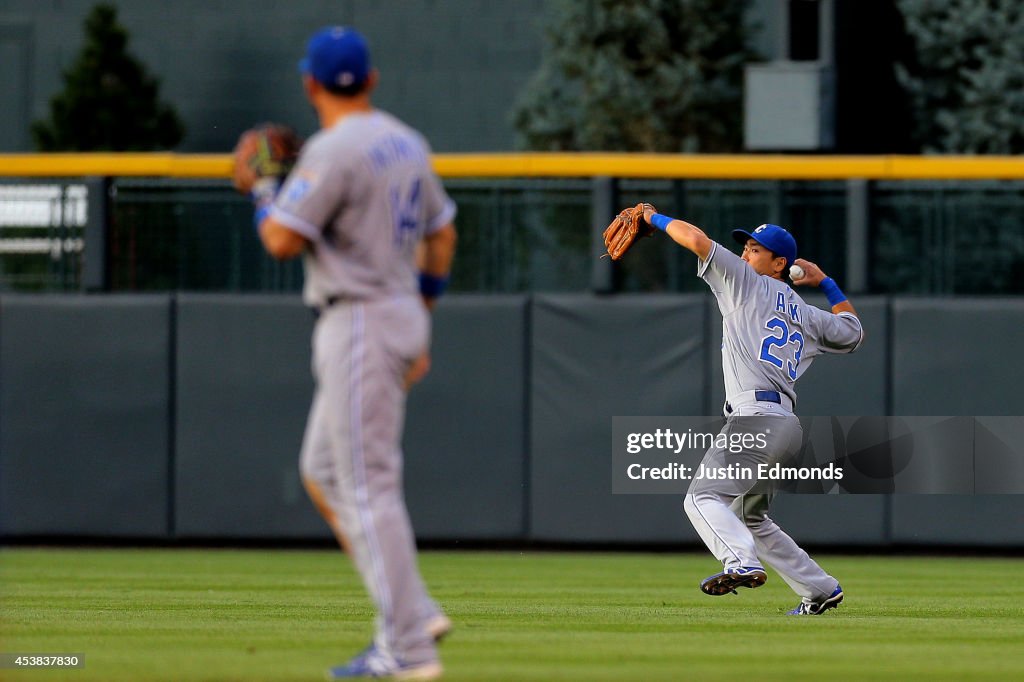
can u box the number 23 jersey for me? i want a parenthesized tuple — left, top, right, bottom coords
(699, 241, 864, 407)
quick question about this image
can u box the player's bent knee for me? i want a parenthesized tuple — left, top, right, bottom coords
(743, 515, 765, 530)
(746, 515, 776, 533)
(299, 450, 334, 485)
(683, 494, 700, 520)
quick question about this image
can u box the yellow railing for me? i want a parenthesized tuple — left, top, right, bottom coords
(2, 152, 1024, 180)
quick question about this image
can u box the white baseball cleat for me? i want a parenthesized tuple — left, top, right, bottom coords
(425, 614, 453, 642)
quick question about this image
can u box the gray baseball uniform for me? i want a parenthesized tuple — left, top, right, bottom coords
(271, 110, 455, 666)
(685, 241, 863, 604)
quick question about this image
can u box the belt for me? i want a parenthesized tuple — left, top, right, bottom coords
(324, 293, 356, 307)
(311, 294, 359, 318)
(725, 389, 794, 414)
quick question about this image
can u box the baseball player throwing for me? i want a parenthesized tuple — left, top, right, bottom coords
(640, 206, 863, 616)
(242, 27, 456, 679)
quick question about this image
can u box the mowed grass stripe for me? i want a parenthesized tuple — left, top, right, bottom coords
(1, 549, 1021, 681)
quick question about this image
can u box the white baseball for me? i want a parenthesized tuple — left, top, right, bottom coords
(789, 264, 805, 281)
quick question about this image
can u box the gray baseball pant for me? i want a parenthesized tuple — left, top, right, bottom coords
(299, 296, 438, 665)
(683, 410, 839, 602)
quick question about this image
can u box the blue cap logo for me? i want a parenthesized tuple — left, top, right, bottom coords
(299, 26, 371, 92)
(731, 223, 798, 267)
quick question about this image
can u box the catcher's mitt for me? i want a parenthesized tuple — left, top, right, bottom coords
(603, 203, 656, 260)
(231, 123, 302, 195)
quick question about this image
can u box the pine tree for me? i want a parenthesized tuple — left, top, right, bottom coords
(31, 4, 184, 151)
(512, 0, 754, 152)
(897, 0, 1024, 153)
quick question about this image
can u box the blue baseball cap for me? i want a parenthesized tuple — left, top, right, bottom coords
(731, 223, 797, 267)
(299, 26, 371, 92)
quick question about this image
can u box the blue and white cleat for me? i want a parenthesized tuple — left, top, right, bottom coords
(787, 584, 844, 615)
(326, 645, 442, 680)
(700, 566, 768, 596)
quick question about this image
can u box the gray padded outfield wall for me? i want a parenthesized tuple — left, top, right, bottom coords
(891, 496, 1024, 546)
(529, 295, 707, 543)
(403, 296, 528, 540)
(0, 295, 171, 537)
(2, 294, 1024, 546)
(173, 295, 323, 539)
(174, 295, 529, 541)
(889, 299, 1024, 546)
(892, 299, 1024, 416)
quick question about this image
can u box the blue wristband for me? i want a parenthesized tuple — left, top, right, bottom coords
(250, 177, 281, 234)
(253, 204, 271, 232)
(419, 272, 449, 299)
(819, 277, 847, 306)
(650, 213, 673, 231)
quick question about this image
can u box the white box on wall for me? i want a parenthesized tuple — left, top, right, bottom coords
(744, 61, 835, 150)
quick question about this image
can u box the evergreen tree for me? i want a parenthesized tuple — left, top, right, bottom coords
(512, 0, 754, 152)
(32, 4, 184, 151)
(897, 0, 1024, 153)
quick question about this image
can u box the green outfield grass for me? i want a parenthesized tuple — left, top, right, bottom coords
(1, 548, 1022, 681)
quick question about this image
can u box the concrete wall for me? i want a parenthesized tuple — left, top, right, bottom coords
(1, 293, 1021, 547)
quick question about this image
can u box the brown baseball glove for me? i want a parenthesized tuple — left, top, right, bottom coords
(231, 123, 302, 194)
(603, 203, 656, 260)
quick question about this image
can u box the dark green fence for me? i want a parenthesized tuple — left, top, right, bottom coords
(872, 182, 1024, 294)
(2, 177, 1023, 295)
(108, 179, 304, 292)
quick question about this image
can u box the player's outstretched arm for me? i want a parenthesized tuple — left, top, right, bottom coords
(791, 257, 858, 317)
(641, 205, 713, 261)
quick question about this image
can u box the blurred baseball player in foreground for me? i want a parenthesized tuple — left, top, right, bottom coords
(235, 26, 456, 679)
(605, 205, 862, 615)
